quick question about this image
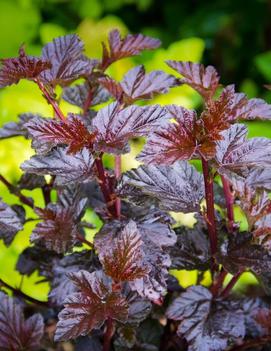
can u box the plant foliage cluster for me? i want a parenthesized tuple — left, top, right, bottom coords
(1, 30, 271, 351)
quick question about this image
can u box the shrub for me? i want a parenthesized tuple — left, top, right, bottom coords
(1, 30, 271, 351)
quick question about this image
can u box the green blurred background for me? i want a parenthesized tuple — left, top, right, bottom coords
(1, 0, 271, 299)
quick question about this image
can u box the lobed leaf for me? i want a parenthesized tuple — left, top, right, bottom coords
(21, 147, 95, 186)
(0, 199, 23, 246)
(166, 60, 220, 100)
(101, 29, 160, 70)
(55, 270, 128, 341)
(98, 221, 150, 282)
(41, 34, 95, 87)
(92, 102, 169, 154)
(137, 105, 197, 164)
(0, 292, 44, 350)
(214, 124, 271, 179)
(25, 115, 96, 154)
(31, 198, 87, 253)
(119, 161, 204, 213)
(0, 46, 51, 88)
(99, 65, 179, 103)
(167, 286, 245, 351)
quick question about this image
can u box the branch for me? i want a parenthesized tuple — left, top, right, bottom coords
(114, 155, 122, 219)
(210, 268, 227, 297)
(220, 271, 243, 297)
(201, 157, 218, 271)
(34, 78, 66, 121)
(76, 234, 94, 249)
(0, 278, 49, 307)
(221, 176, 235, 233)
(0, 174, 34, 208)
(95, 156, 116, 217)
(103, 318, 114, 351)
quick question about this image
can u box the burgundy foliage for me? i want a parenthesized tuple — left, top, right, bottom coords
(1, 29, 271, 351)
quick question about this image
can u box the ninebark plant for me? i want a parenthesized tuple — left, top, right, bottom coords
(1, 31, 271, 351)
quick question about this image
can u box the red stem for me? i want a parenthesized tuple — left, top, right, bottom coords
(114, 155, 122, 218)
(210, 269, 227, 297)
(221, 176, 235, 233)
(201, 158, 218, 262)
(34, 78, 66, 121)
(220, 271, 243, 298)
(103, 318, 114, 351)
(82, 88, 93, 116)
(0, 278, 49, 307)
(0, 174, 34, 208)
(95, 156, 116, 217)
(76, 234, 94, 249)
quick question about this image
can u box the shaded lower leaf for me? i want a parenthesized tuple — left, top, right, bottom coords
(0, 198, 23, 246)
(167, 286, 245, 351)
(0, 292, 44, 350)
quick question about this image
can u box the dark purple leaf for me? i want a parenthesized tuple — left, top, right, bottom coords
(0, 46, 51, 88)
(25, 115, 96, 154)
(75, 335, 102, 351)
(246, 168, 271, 191)
(137, 105, 197, 164)
(63, 82, 110, 109)
(18, 173, 46, 190)
(0, 199, 23, 246)
(92, 102, 169, 154)
(50, 250, 100, 305)
(0, 292, 44, 350)
(41, 35, 96, 87)
(166, 286, 245, 351)
(166, 60, 220, 100)
(99, 65, 179, 103)
(0, 113, 43, 140)
(214, 124, 271, 178)
(31, 198, 87, 253)
(216, 232, 271, 275)
(170, 223, 211, 270)
(101, 29, 160, 70)
(54, 270, 129, 341)
(119, 161, 204, 213)
(16, 244, 60, 279)
(21, 147, 95, 186)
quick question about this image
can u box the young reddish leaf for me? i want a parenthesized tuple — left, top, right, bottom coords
(0, 46, 51, 88)
(0, 292, 44, 350)
(137, 105, 198, 164)
(31, 198, 87, 253)
(216, 232, 271, 275)
(41, 34, 95, 87)
(0, 198, 23, 246)
(92, 102, 169, 154)
(55, 270, 129, 341)
(101, 29, 160, 70)
(99, 65, 179, 103)
(21, 147, 95, 186)
(214, 124, 271, 179)
(97, 221, 149, 282)
(166, 60, 220, 100)
(50, 250, 101, 305)
(166, 286, 245, 351)
(119, 161, 204, 213)
(63, 82, 110, 109)
(98, 76, 124, 101)
(26, 115, 96, 154)
(95, 220, 173, 302)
